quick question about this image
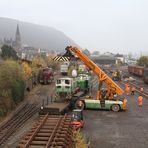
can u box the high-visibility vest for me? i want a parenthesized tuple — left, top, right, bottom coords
(140, 87, 143, 92)
(126, 86, 130, 92)
(138, 96, 143, 105)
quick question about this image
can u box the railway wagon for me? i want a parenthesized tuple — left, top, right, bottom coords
(128, 65, 144, 76)
(39, 67, 54, 84)
(55, 74, 91, 99)
(128, 65, 148, 84)
(56, 77, 78, 99)
(143, 68, 148, 84)
(76, 73, 91, 93)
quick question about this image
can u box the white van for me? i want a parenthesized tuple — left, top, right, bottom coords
(60, 64, 68, 75)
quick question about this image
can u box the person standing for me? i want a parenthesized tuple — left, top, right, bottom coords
(125, 85, 130, 95)
(131, 85, 135, 95)
(140, 86, 143, 93)
(138, 95, 143, 106)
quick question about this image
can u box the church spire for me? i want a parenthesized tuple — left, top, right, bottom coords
(15, 24, 21, 42)
(14, 24, 22, 50)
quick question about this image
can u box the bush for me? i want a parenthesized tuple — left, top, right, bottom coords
(74, 130, 88, 148)
(11, 79, 25, 104)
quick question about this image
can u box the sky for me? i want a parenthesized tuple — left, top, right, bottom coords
(0, 0, 148, 55)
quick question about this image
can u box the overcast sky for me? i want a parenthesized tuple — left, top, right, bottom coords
(0, 0, 148, 55)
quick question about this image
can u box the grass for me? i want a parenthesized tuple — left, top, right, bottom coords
(74, 130, 89, 148)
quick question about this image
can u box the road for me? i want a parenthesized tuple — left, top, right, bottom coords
(83, 91, 148, 148)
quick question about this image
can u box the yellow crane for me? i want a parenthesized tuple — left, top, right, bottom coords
(64, 46, 127, 112)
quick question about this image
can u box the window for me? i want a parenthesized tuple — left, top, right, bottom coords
(65, 79, 70, 84)
(57, 79, 61, 84)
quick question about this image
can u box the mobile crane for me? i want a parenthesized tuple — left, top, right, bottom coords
(64, 46, 127, 112)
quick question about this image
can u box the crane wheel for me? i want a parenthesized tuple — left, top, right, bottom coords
(75, 100, 85, 110)
(111, 104, 120, 112)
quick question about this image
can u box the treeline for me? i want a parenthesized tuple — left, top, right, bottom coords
(137, 56, 148, 67)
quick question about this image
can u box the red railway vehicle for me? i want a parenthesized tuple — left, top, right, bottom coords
(128, 65, 144, 77)
(128, 65, 148, 84)
(143, 68, 148, 84)
(39, 67, 54, 84)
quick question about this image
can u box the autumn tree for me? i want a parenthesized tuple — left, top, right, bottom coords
(21, 62, 32, 80)
(47, 54, 59, 70)
(0, 60, 25, 116)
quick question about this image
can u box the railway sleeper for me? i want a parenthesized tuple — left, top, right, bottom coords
(26, 145, 45, 148)
(28, 146, 46, 148)
(41, 125, 56, 129)
(45, 120, 60, 123)
(37, 133, 52, 136)
(56, 134, 73, 142)
(31, 140, 47, 145)
(44, 122, 59, 125)
(50, 141, 67, 147)
(53, 137, 71, 145)
(34, 136, 50, 141)
(41, 126, 57, 130)
(39, 129, 54, 133)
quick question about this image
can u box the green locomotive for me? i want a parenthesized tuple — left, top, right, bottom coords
(55, 73, 91, 99)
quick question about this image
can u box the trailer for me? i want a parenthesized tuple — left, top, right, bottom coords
(39, 102, 70, 115)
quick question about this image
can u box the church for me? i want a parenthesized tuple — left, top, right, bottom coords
(3, 24, 22, 51)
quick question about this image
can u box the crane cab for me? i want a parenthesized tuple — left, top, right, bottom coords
(71, 109, 84, 130)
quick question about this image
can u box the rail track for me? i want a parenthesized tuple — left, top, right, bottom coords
(0, 103, 38, 146)
(128, 81, 148, 98)
(18, 114, 74, 148)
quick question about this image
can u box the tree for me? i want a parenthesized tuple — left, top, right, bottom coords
(0, 60, 25, 115)
(1, 44, 18, 60)
(21, 62, 32, 80)
(137, 56, 148, 67)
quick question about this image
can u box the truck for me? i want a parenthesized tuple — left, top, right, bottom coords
(39, 67, 54, 84)
(112, 70, 121, 81)
(64, 46, 127, 112)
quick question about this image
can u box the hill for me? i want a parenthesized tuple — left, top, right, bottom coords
(0, 17, 78, 51)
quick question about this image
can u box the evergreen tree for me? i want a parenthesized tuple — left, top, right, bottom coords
(1, 44, 18, 60)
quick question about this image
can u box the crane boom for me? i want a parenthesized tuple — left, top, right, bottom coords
(67, 47, 124, 99)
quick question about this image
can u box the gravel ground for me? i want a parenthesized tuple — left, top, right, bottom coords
(82, 87, 148, 148)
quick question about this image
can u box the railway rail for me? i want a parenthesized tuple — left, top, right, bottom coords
(0, 103, 38, 146)
(129, 81, 148, 98)
(18, 114, 74, 148)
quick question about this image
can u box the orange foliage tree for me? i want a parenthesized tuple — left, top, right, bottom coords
(21, 62, 32, 80)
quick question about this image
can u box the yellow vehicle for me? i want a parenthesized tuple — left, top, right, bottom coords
(112, 70, 121, 81)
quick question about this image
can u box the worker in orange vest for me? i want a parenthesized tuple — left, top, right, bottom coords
(125, 82, 129, 88)
(131, 85, 135, 95)
(140, 86, 143, 93)
(125, 86, 130, 95)
(138, 95, 143, 106)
